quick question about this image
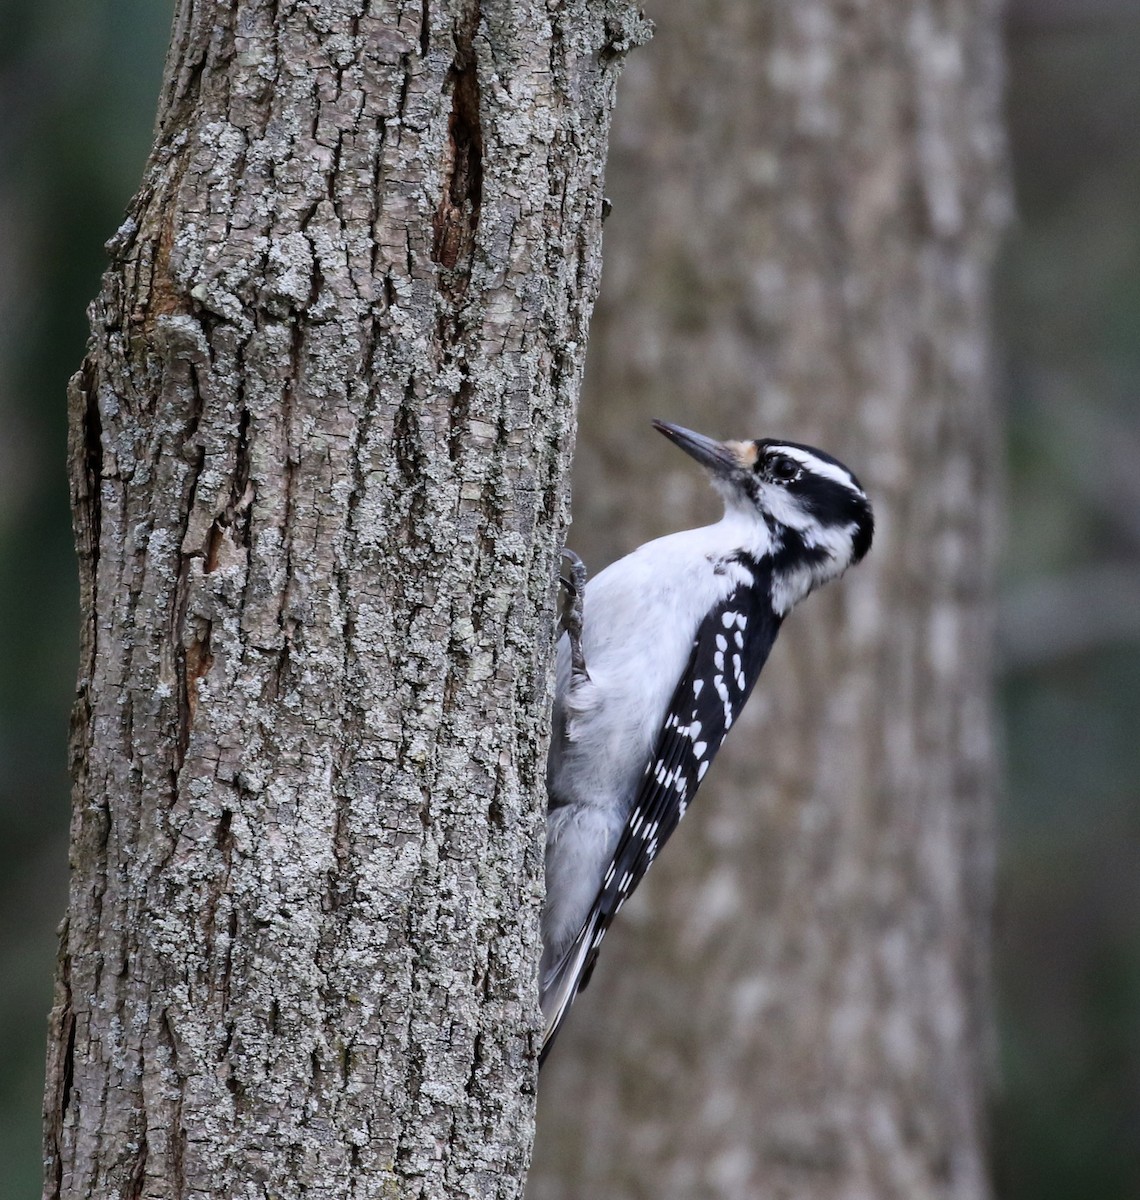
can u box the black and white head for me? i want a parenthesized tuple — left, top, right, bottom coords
(654, 419, 874, 613)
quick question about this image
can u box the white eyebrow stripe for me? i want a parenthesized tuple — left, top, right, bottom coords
(770, 444, 860, 492)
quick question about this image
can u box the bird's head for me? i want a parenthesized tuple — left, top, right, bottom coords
(654, 419, 874, 610)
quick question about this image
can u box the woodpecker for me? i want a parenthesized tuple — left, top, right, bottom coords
(540, 420, 873, 1064)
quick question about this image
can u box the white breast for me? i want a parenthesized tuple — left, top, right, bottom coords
(542, 516, 769, 963)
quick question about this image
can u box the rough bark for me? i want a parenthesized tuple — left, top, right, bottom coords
(530, 1, 1007, 1198)
(43, 1, 648, 1197)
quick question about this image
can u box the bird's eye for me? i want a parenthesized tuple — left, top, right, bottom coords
(768, 456, 800, 483)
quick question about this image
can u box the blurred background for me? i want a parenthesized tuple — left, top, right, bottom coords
(1, 0, 1137, 1196)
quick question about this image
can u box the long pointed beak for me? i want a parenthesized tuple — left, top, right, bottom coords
(652, 420, 739, 476)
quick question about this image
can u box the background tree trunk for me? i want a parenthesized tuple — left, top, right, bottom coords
(530, 1, 1007, 1198)
(42, 1, 647, 1196)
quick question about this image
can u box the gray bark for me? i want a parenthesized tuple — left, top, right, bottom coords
(43, 1, 647, 1197)
(530, 1, 1007, 1198)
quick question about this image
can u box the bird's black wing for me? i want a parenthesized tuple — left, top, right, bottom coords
(539, 570, 781, 1064)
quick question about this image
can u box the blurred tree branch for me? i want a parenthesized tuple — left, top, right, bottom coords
(1006, 0, 1140, 36)
(1000, 565, 1140, 670)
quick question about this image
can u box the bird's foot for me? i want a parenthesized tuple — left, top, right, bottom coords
(559, 548, 589, 682)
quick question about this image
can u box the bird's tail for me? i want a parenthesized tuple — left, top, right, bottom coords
(539, 911, 602, 1067)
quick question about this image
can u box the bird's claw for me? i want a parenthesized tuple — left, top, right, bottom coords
(559, 548, 589, 682)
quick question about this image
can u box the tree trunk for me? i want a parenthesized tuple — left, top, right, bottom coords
(43, 2, 647, 1196)
(530, 1, 1007, 1198)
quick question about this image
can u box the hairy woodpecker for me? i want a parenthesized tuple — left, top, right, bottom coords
(540, 420, 873, 1064)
